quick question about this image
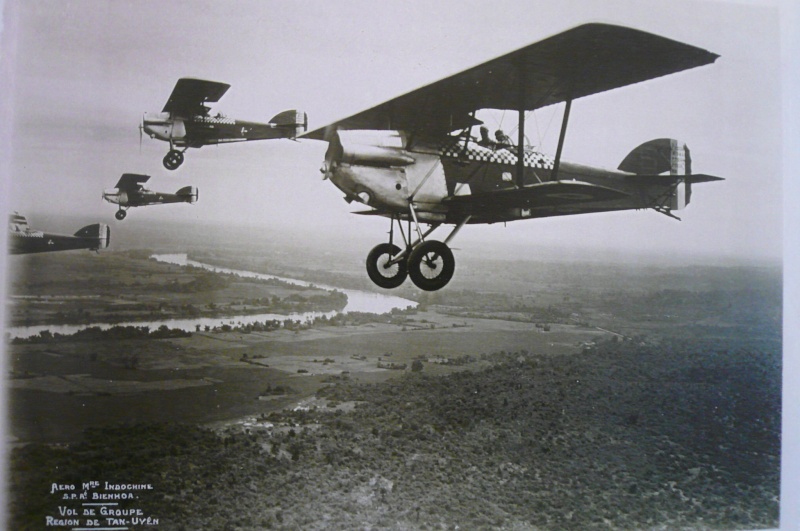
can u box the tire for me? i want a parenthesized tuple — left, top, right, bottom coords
(366, 243, 407, 289)
(115, 210, 127, 220)
(163, 150, 183, 170)
(408, 240, 455, 291)
(163, 154, 177, 170)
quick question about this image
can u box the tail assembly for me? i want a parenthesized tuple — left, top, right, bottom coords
(176, 186, 199, 204)
(619, 138, 722, 215)
(270, 110, 308, 139)
(74, 223, 110, 251)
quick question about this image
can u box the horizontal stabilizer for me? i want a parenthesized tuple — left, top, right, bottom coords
(624, 173, 724, 185)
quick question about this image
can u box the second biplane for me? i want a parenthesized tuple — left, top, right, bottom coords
(302, 23, 724, 291)
(142, 78, 307, 170)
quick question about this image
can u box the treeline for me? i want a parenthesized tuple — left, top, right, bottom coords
(10, 325, 191, 344)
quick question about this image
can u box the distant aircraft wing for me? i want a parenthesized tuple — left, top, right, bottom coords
(444, 181, 631, 214)
(114, 173, 150, 191)
(303, 23, 718, 140)
(162, 78, 231, 116)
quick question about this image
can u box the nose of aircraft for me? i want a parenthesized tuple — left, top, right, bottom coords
(102, 190, 123, 205)
(141, 112, 170, 139)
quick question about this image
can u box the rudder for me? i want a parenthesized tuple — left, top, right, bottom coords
(74, 223, 110, 250)
(269, 110, 308, 138)
(619, 138, 692, 209)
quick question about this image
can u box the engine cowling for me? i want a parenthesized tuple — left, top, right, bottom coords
(102, 190, 128, 206)
(324, 130, 412, 210)
(142, 112, 186, 141)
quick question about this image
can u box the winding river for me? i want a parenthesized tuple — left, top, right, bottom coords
(7, 254, 416, 339)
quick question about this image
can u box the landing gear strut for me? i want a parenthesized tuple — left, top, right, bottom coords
(365, 213, 469, 292)
(163, 149, 185, 170)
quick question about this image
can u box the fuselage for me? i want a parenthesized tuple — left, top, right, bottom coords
(8, 216, 109, 254)
(143, 112, 291, 148)
(322, 130, 680, 224)
(102, 187, 197, 207)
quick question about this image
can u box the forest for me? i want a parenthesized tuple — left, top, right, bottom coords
(9, 334, 780, 530)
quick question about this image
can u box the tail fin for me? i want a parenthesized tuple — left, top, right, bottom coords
(269, 110, 307, 139)
(74, 223, 110, 250)
(176, 186, 199, 204)
(619, 138, 693, 209)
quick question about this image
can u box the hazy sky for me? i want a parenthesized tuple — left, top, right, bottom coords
(0, 0, 787, 264)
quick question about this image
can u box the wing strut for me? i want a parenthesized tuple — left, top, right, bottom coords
(515, 65, 526, 188)
(552, 98, 572, 182)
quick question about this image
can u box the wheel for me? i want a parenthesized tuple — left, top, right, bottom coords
(407, 240, 455, 291)
(115, 210, 127, 220)
(366, 243, 407, 289)
(163, 150, 183, 170)
(163, 153, 177, 170)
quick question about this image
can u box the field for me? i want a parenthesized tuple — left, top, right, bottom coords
(4, 236, 782, 529)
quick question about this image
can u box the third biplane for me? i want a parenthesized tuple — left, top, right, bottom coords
(103, 174, 198, 220)
(301, 23, 723, 291)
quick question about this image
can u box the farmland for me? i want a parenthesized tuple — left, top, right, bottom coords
(5, 238, 781, 529)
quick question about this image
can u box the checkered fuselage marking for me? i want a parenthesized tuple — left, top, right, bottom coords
(437, 140, 555, 170)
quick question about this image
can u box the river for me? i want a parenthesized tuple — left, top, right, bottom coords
(7, 254, 416, 339)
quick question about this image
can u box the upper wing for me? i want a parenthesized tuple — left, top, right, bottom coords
(162, 78, 231, 116)
(303, 23, 718, 140)
(115, 173, 150, 191)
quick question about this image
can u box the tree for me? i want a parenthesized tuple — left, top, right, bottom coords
(411, 360, 424, 373)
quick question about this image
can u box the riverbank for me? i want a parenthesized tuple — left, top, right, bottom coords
(6, 251, 415, 338)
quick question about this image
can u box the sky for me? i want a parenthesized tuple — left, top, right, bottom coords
(0, 0, 787, 265)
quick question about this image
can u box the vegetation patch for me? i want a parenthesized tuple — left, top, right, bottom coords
(10, 337, 779, 530)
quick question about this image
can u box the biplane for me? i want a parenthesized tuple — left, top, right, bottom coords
(102, 174, 198, 220)
(142, 78, 307, 170)
(301, 23, 724, 291)
(8, 213, 110, 254)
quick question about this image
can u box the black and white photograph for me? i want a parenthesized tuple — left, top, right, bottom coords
(0, 0, 792, 529)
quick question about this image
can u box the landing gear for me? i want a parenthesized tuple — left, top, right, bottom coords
(163, 149, 185, 170)
(408, 240, 455, 291)
(115, 210, 127, 220)
(366, 243, 407, 289)
(364, 213, 469, 291)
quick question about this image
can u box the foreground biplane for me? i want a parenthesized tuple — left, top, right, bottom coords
(301, 23, 723, 291)
(142, 78, 307, 170)
(8, 213, 110, 254)
(103, 174, 198, 220)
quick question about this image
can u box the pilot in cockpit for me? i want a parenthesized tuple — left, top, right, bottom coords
(494, 129, 514, 149)
(477, 126, 494, 148)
